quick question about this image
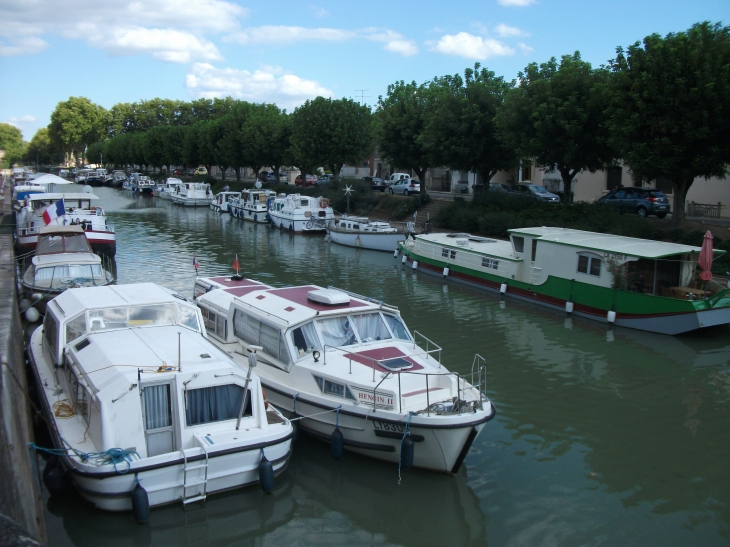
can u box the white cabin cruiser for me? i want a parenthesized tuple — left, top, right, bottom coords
(327, 215, 408, 252)
(15, 192, 116, 255)
(268, 193, 334, 233)
(194, 275, 495, 474)
(135, 176, 155, 194)
(229, 189, 272, 223)
(19, 225, 115, 312)
(153, 177, 184, 200)
(172, 182, 213, 206)
(28, 283, 293, 514)
(210, 191, 240, 213)
(110, 170, 126, 187)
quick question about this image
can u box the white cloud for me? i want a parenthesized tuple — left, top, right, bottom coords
(309, 5, 330, 18)
(518, 42, 534, 54)
(431, 32, 514, 60)
(185, 63, 333, 110)
(0, 36, 48, 56)
(5, 115, 37, 128)
(0, 0, 246, 60)
(226, 26, 418, 56)
(497, 0, 536, 6)
(495, 24, 528, 37)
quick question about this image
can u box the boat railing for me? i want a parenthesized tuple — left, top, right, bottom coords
(326, 285, 399, 312)
(411, 331, 442, 366)
(323, 342, 440, 382)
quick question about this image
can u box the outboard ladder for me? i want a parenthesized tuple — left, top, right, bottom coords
(182, 445, 209, 505)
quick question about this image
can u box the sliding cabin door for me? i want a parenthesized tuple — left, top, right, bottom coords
(142, 383, 175, 457)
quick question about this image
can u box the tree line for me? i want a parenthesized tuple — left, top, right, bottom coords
(8, 21, 729, 223)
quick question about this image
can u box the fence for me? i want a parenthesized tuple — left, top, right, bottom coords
(687, 201, 722, 218)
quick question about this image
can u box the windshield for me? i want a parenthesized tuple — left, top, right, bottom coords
(530, 186, 549, 194)
(86, 303, 200, 333)
(350, 313, 392, 342)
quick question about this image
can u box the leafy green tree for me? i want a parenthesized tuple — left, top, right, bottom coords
(609, 22, 730, 223)
(48, 96, 108, 164)
(240, 104, 291, 183)
(217, 102, 254, 181)
(163, 125, 186, 172)
(0, 123, 26, 165)
(496, 53, 615, 198)
(86, 141, 104, 165)
(290, 97, 372, 180)
(23, 128, 57, 166)
(142, 126, 167, 171)
(424, 64, 517, 186)
(182, 123, 202, 171)
(376, 81, 433, 195)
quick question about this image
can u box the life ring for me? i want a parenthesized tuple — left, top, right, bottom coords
(319, 197, 329, 209)
(261, 386, 269, 409)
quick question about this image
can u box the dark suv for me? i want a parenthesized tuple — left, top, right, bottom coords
(597, 187, 670, 218)
(511, 183, 560, 203)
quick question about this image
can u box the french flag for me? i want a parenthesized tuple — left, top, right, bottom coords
(42, 199, 66, 225)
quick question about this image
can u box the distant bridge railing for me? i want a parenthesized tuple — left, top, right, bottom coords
(687, 201, 722, 219)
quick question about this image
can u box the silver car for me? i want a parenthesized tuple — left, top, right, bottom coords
(389, 179, 421, 196)
(511, 184, 560, 203)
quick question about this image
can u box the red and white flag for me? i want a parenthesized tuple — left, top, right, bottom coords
(42, 199, 66, 225)
(232, 254, 240, 274)
(193, 256, 199, 272)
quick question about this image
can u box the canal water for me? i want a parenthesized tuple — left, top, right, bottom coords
(43, 186, 730, 546)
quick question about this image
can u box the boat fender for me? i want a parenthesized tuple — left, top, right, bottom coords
(499, 283, 507, 295)
(19, 298, 31, 312)
(607, 310, 616, 323)
(131, 480, 150, 523)
(565, 301, 574, 314)
(324, 234, 330, 243)
(331, 428, 344, 460)
(289, 223, 294, 232)
(411, 260, 418, 270)
(43, 455, 67, 495)
(393, 249, 399, 258)
(355, 236, 361, 248)
(254, 214, 257, 222)
(400, 435, 414, 470)
(401, 255, 407, 264)
(258, 454, 274, 494)
(25, 307, 41, 323)
(443, 267, 449, 277)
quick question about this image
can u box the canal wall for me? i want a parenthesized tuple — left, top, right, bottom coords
(0, 175, 47, 546)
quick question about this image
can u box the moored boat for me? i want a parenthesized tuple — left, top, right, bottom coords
(172, 182, 213, 206)
(19, 225, 115, 312)
(193, 275, 495, 473)
(135, 175, 155, 194)
(398, 227, 730, 335)
(327, 215, 408, 252)
(210, 191, 240, 213)
(153, 177, 184, 199)
(28, 282, 293, 513)
(268, 193, 334, 233)
(229, 189, 272, 222)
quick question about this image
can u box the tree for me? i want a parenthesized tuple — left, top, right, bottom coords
(240, 104, 291, 183)
(609, 22, 730, 224)
(0, 123, 26, 165)
(86, 141, 104, 165)
(376, 81, 433, 195)
(496, 53, 615, 199)
(290, 97, 372, 181)
(217, 102, 254, 182)
(23, 128, 57, 166)
(48, 97, 108, 165)
(423, 64, 517, 187)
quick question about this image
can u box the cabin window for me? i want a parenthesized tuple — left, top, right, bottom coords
(351, 313, 392, 342)
(577, 253, 602, 277)
(185, 385, 250, 426)
(233, 309, 289, 363)
(301, 199, 309, 207)
(194, 283, 212, 298)
(442, 248, 456, 259)
(43, 313, 59, 363)
(317, 316, 358, 347)
(65, 314, 86, 343)
(313, 375, 357, 400)
(481, 257, 499, 270)
(34, 264, 104, 280)
(353, 224, 360, 229)
(383, 314, 411, 341)
(176, 304, 200, 331)
(512, 236, 524, 254)
(290, 322, 321, 357)
(200, 307, 227, 339)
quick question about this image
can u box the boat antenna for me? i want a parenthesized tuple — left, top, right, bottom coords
(177, 331, 182, 372)
(236, 345, 262, 429)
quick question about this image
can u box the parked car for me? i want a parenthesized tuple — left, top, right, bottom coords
(193, 166, 208, 175)
(314, 174, 331, 187)
(489, 183, 511, 192)
(453, 181, 469, 194)
(510, 183, 560, 203)
(389, 178, 420, 196)
(371, 177, 388, 192)
(173, 169, 183, 175)
(596, 187, 670, 218)
(295, 174, 318, 187)
(58, 169, 70, 178)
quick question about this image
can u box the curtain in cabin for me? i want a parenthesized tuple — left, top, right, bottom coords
(185, 385, 249, 426)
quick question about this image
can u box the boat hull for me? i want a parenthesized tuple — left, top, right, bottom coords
(400, 244, 730, 335)
(327, 229, 406, 252)
(230, 206, 269, 223)
(269, 214, 330, 233)
(16, 230, 117, 256)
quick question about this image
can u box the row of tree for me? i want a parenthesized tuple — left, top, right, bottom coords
(11, 22, 729, 224)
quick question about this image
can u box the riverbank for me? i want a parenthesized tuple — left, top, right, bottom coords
(0, 174, 46, 546)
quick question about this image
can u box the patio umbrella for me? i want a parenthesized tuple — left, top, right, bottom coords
(698, 230, 714, 281)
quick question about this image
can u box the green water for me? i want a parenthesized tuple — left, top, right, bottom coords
(44, 187, 730, 546)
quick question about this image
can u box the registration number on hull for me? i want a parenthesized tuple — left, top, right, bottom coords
(372, 420, 406, 433)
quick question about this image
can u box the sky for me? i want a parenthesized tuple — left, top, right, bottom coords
(0, 0, 727, 141)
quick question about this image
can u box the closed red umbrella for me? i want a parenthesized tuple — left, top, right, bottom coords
(698, 230, 714, 281)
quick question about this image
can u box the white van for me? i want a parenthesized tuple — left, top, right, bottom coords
(388, 173, 411, 183)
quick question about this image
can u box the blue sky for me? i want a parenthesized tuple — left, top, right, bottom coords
(1, 0, 727, 141)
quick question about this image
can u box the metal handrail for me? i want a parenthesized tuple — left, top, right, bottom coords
(411, 331, 442, 367)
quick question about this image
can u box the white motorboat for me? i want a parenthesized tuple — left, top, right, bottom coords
(135, 175, 155, 194)
(19, 225, 115, 312)
(153, 177, 184, 200)
(326, 215, 408, 252)
(268, 193, 334, 233)
(210, 191, 240, 213)
(110, 170, 126, 187)
(15, 192, 116, 255)
(172, 182, 213, 206)
(193, 275, 496, 474)
(229, 189, 272, 223)
(28, 282, 294, 514)
(86, 169, 107, 186)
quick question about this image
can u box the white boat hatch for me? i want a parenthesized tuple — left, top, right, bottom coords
(307, 289, 350, 306)
(379, 356, 414, 371)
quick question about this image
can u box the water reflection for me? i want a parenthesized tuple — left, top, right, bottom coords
(43, 185, 730, 546)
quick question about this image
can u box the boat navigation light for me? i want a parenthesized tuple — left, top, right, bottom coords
(312, 350, 321, 362)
